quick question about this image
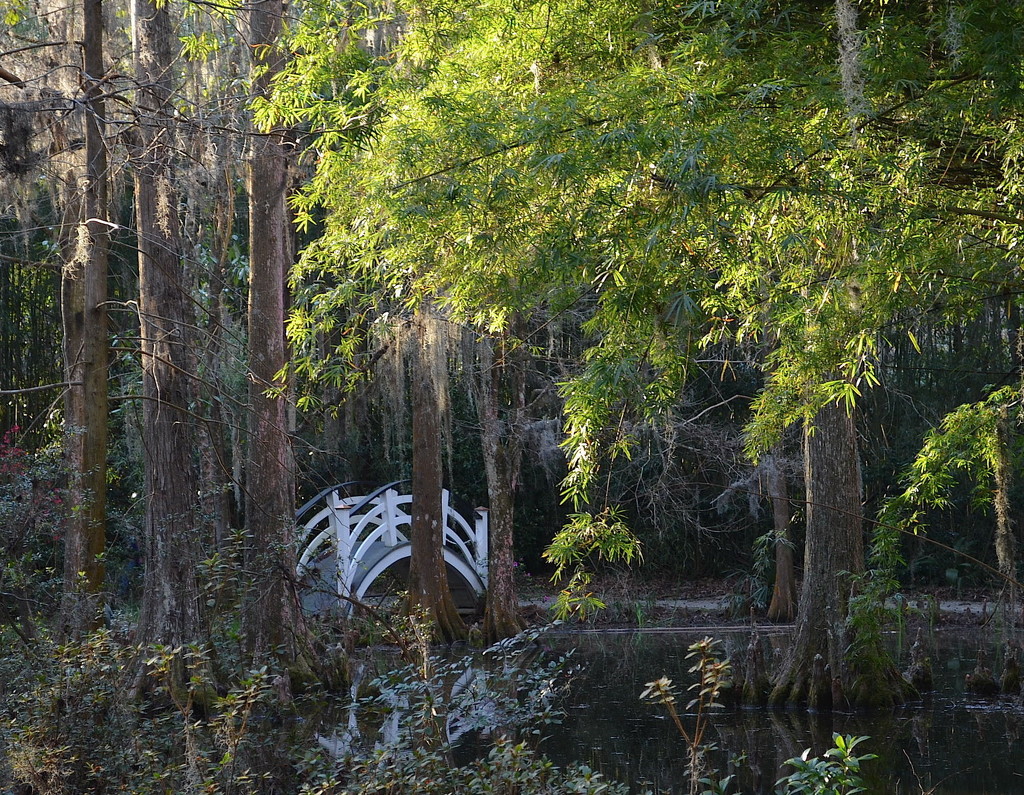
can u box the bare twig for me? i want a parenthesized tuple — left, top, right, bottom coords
(0, 381, 81, 395)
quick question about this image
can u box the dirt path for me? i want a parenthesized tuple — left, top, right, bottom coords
(519, 587, 1004, 629)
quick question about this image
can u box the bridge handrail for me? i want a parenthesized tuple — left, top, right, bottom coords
(295, 481, 380, 522)
(296, 481, 418, 570)
(345, 480, 410, 517)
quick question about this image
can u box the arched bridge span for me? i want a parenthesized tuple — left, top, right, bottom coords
(296, 481, 488, 613)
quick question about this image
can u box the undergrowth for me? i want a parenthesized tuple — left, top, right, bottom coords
(0, 616, 634, 794)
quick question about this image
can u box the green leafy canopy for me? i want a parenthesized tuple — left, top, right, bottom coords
(273, 0, 1024, 591)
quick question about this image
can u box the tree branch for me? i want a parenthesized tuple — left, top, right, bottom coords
(0, 65, 25, 88)
(0, 41, 67, 59)
(932, 205, 1024, 227)
(0, 381, 81, 395)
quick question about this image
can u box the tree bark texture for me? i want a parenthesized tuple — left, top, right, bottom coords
(59, 0, 109, 636)
(764, 452, 796, 623)
(407, 307, 467, 642)
(476, 333, 526, 642)
(769, 400, 911, 710)
(131, 0, 205, 653)
(244, 0, 317, 686)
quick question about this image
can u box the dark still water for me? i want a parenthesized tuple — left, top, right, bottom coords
(539, 628, 1024, 795)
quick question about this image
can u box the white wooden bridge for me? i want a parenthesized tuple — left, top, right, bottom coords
(296, 481, 489, 613)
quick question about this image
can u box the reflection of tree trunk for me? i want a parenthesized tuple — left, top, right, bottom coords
(722, 710, 831, 793)
(60, 0, 109, 636)
(994, 407, 1017, 627)
(477, 332, 526, 642)
(407, 306, 466, 642)
(131, 0, 205, 666)
(764, 452, 796, 623)
(769, 399, 911, 710)
(767, 711, 809, 775)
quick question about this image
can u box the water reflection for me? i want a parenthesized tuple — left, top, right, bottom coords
(540, 628, 1024, 794)
(316, 628, 571, 763)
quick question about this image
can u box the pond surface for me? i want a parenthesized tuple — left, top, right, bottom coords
(539, 627, 1024, 794)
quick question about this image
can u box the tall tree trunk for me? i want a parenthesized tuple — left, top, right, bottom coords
(243, 0, 318, 687)
(764, 451, 796, 623)
(994, 407, 1017, 627)
(131, 0, 206, 662)
(407, 306, 467, 642)
(60, 0, 109, 636)
(476, 332, 526, 642)
(769, 399, 911, 710)
(200, 182, 238, 551)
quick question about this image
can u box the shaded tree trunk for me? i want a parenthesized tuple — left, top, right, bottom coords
(407, 306, 466, 642)
(59, 0, 109, 636)
(131, 0, 205, 658)
(199, 184, 239, 551)
(476, 332, 526, 642)
(243, 0, 318, 687)
(764, 451, 796, 623)
(769, 400, 911, 710)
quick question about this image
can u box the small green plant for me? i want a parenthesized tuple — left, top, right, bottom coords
(634, 597, 651, 628)
(775, 734, 876, 795)
(728, 531, 776, 617)
(641, 636, 732, 795)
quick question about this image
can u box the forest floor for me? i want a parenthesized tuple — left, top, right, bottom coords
(517, 575, 1006, 631)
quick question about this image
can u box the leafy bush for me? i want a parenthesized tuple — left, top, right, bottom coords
(5, 630, 167, 793)
(2, 617, 638, 795)
(3, 631, 309, 794)
(776, 734, 876, 795)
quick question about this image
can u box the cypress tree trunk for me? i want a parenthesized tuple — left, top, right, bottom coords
(131, 0, 206, 663)
(769, 400, 912, 710)
(243, 0, 319, 687)
(764, 451, 796, 623)
(477, 332, 526, 642)
(407, 306, 467, 642)
(59, 0, 109, 636)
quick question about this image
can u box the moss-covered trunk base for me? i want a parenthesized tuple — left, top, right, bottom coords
(767, 630, 916, 711)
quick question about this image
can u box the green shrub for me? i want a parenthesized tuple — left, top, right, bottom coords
(5, 630, 170, 794)
(776, 734, 876, 795)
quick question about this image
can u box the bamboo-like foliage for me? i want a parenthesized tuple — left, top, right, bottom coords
(273, 0, 1024, 544)
(261, 0, 1024, 702)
